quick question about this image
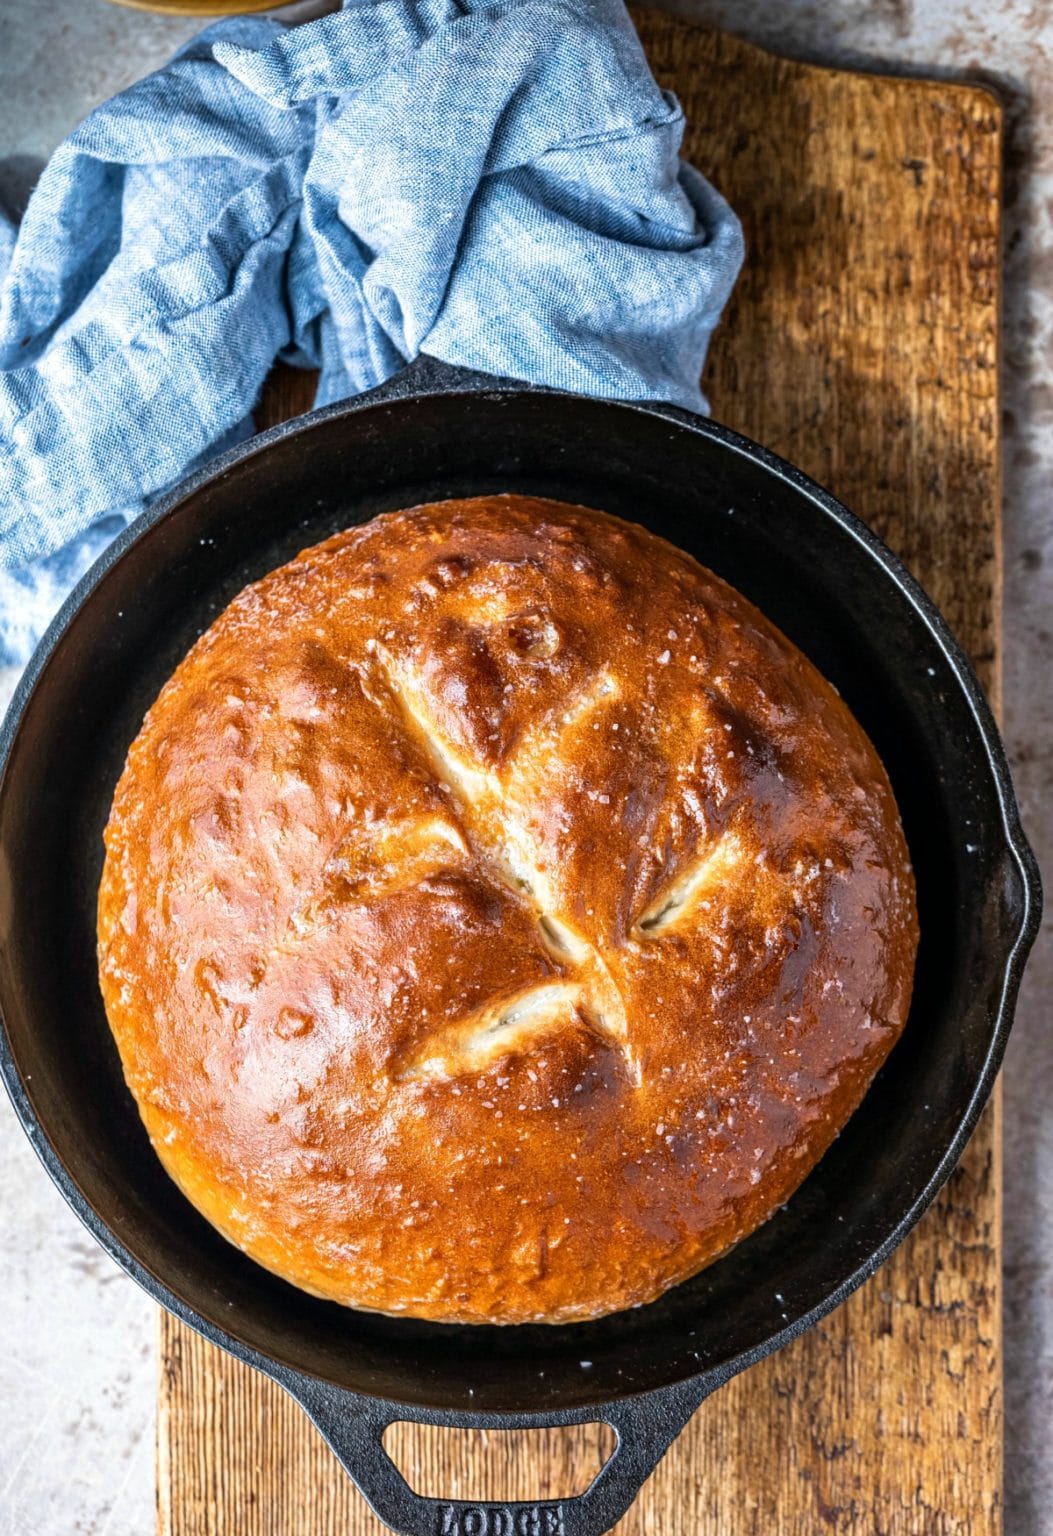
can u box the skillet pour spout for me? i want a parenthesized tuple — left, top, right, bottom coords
(0, 359, 1040, 1535)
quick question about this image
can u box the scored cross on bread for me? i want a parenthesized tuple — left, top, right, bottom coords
(97, 495, 917, 1324)
(377, 657, 632, 1080)
(363, 654, 760, 1086)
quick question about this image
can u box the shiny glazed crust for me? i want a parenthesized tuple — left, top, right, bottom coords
(97, 495, 918, 1324)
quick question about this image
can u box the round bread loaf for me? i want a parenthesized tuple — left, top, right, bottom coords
(97, 495, 917, 1324)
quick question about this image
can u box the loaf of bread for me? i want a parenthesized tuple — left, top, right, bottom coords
(97, 495, 917, 1324)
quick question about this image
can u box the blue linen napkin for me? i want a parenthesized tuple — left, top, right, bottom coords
(0, 0, 743, 672)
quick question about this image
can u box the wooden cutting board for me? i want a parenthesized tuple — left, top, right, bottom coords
(157, 12, 1004, 1533)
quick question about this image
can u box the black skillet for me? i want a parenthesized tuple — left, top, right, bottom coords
(0, 358, 1040, 1536)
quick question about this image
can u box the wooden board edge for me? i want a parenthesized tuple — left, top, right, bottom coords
(632, 6, 1009, 123)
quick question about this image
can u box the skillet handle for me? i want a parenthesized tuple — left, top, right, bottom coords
(356, 353, 551, 405)
(283, 1374, 714, 1536)
(354, 354, 705, 428)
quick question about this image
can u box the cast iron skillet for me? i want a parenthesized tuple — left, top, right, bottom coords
(0, 358, 1040, 1536)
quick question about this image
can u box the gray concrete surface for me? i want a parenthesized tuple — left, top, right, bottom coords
(0, 0, 1048, 1531)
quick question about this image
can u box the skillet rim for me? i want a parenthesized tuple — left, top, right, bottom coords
(0, 370, 1041, 1422)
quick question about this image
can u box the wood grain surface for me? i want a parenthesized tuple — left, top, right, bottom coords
(158, 13, 1004, 1534)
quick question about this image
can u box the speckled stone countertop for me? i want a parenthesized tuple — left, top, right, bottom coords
(0, 1, 1049, 1532)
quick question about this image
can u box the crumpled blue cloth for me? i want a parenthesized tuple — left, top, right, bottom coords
(0, 0, 743, 670)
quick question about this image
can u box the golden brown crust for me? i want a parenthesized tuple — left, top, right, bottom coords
(97, 495, 917, 1324)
